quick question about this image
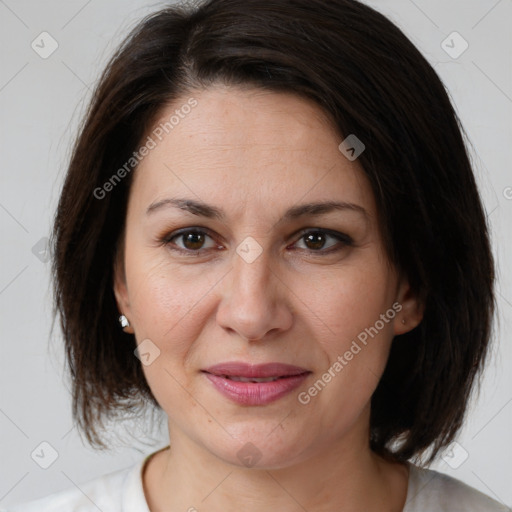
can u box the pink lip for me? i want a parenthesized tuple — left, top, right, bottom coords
(204, 362, 309, 378)
(202, 362, 311, 406)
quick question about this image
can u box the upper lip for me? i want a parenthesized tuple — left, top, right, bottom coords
(203, 362, 310, 378)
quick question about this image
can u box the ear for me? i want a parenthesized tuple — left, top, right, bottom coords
(113, 244, 134, 334)
(393, 276, 424, 336)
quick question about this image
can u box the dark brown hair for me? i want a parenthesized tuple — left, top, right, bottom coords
(52, 0, 495, 463)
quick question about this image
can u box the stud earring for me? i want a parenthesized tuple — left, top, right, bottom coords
(119, 314, 134, 333)
(401, 319, 406, 324)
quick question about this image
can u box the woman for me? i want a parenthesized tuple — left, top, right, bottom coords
(7, 0, 508, 510)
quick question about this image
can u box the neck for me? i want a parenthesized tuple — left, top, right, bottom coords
(143, 413, 409, 511)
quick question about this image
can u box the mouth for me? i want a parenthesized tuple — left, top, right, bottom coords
(219, 375, 286, 383)
(203, 361, 310, 378)
(201, 362, 311, 405)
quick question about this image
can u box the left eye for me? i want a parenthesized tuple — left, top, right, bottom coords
(293, 230, 352, 252)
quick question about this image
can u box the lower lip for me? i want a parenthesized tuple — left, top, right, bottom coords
(204, 372, 310, 406)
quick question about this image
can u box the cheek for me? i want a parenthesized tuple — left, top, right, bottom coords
(301, 257, 396, 346)
(124, 249, 231, 380)
(124, 256, 217, 409)
(125, 246, 212, 335)
(297, 259, 397, 420)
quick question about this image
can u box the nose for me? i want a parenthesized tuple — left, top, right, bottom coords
(215, 245, 293, 342)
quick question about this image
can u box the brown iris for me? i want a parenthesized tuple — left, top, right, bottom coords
(182, 231, 206, 250)
(303, 232, 327, 250)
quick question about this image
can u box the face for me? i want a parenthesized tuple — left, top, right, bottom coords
(114, 85, 421, 469)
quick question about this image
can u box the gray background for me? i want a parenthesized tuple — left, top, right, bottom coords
(1, 0, 511, 508)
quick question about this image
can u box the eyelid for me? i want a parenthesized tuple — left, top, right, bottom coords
(291, 227, 353, 245)
(162, 226, 216, 242)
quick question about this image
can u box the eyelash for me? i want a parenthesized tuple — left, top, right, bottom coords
(160, 227, 353, 256)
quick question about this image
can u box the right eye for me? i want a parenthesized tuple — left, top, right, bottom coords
(162, 228, 221, 254)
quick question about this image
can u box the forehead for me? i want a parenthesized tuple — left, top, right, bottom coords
(130, 85, 375, 219)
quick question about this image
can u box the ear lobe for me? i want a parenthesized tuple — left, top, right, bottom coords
(394, 277, 424, 336)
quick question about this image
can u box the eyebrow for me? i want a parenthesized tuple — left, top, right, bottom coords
(146, 197, 368, 222)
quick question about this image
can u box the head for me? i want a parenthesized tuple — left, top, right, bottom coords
(52, 0, 494, 465)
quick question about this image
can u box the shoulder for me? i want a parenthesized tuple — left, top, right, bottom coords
(3, 460, 141, 512)
(405, 463, 511, 512)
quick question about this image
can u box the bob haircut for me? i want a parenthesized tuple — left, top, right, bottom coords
(52, 0, 495, 463)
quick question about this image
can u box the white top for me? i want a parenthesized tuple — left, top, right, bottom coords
(4, 448, 510, 512)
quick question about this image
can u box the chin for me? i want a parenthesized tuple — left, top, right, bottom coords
(202, 419, 310, 470)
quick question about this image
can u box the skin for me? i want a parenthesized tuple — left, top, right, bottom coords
(114, 85, 424, 511)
